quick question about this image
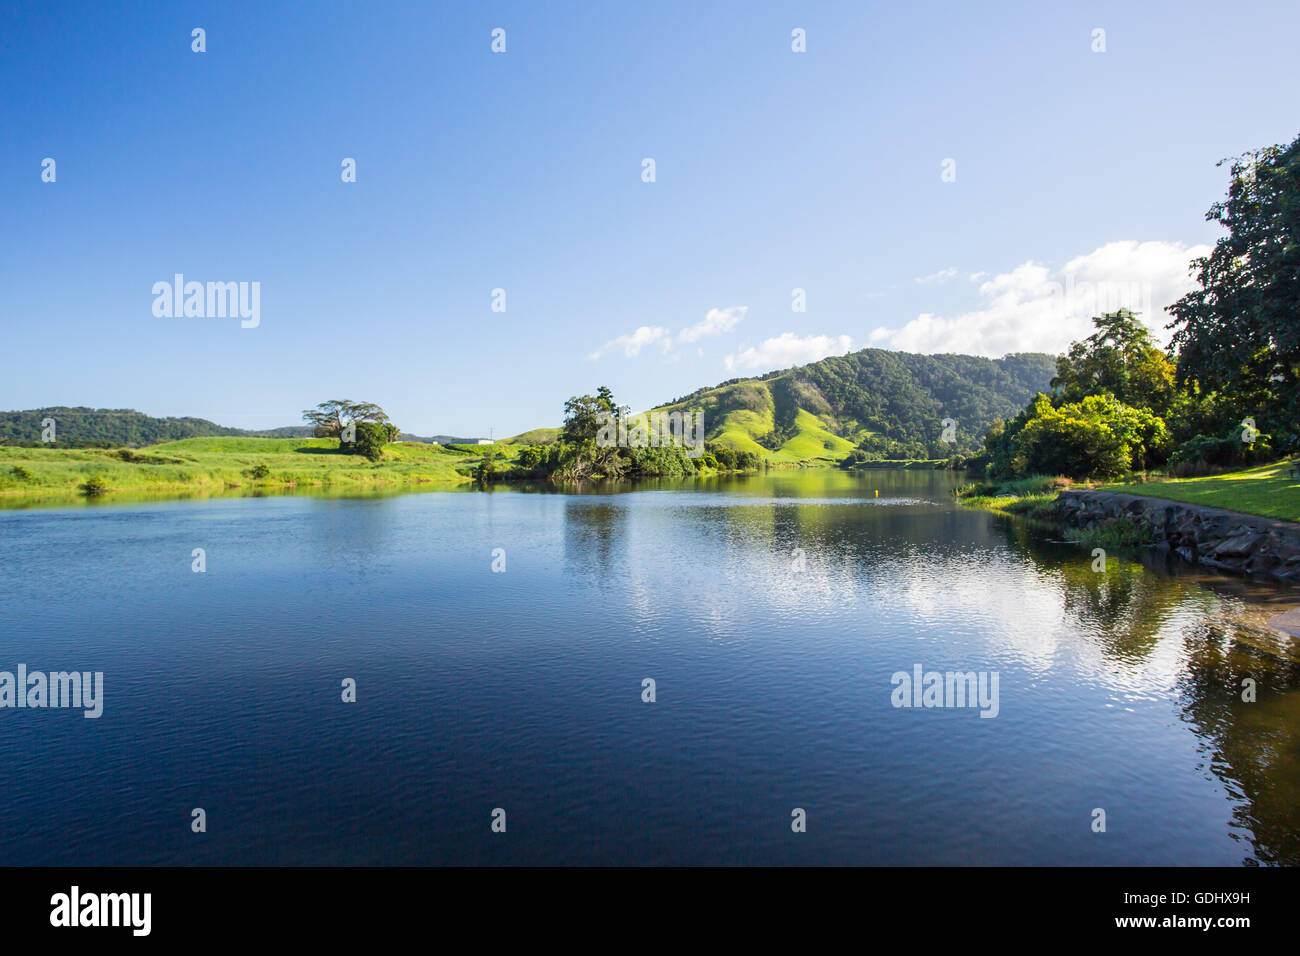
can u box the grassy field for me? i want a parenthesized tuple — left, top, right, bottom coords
(0, 436, 474, 504)
(1104, 458, 1300, 522)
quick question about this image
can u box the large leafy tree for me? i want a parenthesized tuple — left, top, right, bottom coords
(302, 400, 396, 439)
(1051, 309, 1176, 417)
(560, 388, 616, 444)
(1167, 133, 1300, 445)
(1011, 393, 1170, 479)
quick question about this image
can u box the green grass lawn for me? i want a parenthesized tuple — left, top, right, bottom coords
(1104, 458, 1300, 522)
(0, 436, 473, 504)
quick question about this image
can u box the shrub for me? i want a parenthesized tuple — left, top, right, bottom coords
(79, 476, 109, 496)
(9, 465, 34, 483)
(243, 463, 271, 480)
(710, 445, 738, 470)
(341, 421, 389, 461)
(1067, 516, 1153, 551)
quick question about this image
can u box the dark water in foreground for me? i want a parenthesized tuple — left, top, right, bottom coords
(1, 469, 1298, 865)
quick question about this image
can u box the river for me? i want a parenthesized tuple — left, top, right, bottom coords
(1, 469, 1297, 864)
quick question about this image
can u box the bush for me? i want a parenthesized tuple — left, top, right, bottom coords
(710, 445, 738, 470)
(1067, 516, 1153, 551)
(243, 463, 271, 480)
(1001, 493, 1059, 521)
(79, 476, 109, 496)
(341, 421, 389, 461)
(9, 465, 34, 483)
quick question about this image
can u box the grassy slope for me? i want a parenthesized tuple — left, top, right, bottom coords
(500, 427, 561, 445)
(0, 436, 471, 502)
(652, 376, 863, 466)
(770, 409, 858, 463)
(1104, 459, 1300, 523)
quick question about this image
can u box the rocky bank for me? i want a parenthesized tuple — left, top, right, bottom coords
(1053, 490, 1300, 584)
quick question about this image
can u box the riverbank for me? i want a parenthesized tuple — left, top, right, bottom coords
(954, 463, 1300, 585)
(1053, 489, 1300, 583)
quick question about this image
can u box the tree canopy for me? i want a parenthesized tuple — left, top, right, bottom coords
(1168, 132, 1300, 445)
(302, 400, 397, 440)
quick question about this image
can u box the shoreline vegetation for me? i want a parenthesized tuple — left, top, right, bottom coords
(954, 458, 1300, 557)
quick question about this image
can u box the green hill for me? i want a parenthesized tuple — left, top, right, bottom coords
(500, 427, 562, 445)
(653, 349, 1057, 462)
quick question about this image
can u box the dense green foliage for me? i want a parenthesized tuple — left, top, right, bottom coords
(1168, 132, 1300, 451)
(978, 133, 1300, 486)
(983, 389, 1171, 480)
(1051, 309, 1177, 416)
(340, 421, 391, 461)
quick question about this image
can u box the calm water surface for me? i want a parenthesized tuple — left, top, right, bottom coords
(1, 470, 1298, 865)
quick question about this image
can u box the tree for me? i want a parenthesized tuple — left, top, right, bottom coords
(1168, 133, 1300, 447)
(1051, 309, 1176, 416)
(561, 388, 616, 444)
(302, 400, 394, 438)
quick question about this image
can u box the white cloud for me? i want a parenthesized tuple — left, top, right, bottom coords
(724, 332, 855, 372)
(589, 306, 747, 360)
(676, 305, 747, 344)
(915, 267, 959, 284)
(587, 325, 671, 360)
(872, 240, 1210, 357)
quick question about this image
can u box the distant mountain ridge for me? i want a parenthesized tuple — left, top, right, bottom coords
(0, 407, 485, 448)
(0, 407, 312, 447)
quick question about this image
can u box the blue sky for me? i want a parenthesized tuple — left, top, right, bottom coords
(2, 0, 1297, 436)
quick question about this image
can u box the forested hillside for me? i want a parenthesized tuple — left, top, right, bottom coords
(655, 349, 1057, 460)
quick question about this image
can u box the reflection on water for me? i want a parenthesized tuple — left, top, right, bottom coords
(0, 468, 1296, 864)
